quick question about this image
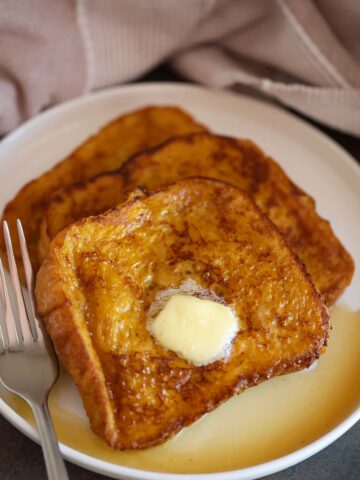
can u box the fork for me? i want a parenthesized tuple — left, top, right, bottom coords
(0, 220, 69, 480)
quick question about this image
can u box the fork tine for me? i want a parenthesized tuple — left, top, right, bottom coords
(3, 221, 33, 343)
(0, 259, 8, 352)
(0, 312, 5, 353)
(0, 258, 18, 349)
(16, 220, 39, 341)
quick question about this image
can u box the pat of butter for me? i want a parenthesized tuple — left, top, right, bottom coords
(148, 294, 239, 366)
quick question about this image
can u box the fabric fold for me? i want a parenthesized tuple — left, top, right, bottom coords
(0, 0, 359, 136)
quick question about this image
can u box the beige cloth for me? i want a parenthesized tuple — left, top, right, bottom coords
(0, 0, 359, 136)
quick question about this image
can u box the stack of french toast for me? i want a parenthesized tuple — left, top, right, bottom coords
(0, 106, 354, 449)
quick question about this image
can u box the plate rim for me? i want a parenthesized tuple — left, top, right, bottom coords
(1, 394, 359, 480)
(1, 82, 359, 175)
(0, 82, 359, 480)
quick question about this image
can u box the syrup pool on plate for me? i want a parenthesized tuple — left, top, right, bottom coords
(3, 306, 360, 474)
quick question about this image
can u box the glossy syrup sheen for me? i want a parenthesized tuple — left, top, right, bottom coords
(3, 306, 360, 474)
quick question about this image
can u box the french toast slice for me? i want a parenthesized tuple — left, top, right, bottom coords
(36, 178, 329, 450)
(0, 106, 206, 277)
(40, 133, 354, 305)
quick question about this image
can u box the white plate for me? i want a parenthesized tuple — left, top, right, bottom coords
(0, 83, 359, 480)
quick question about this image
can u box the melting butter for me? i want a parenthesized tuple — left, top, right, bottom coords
(3, 305, 360, 474)
(148, 294, 238, 365)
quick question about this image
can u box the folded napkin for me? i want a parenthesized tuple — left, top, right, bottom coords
(0, 0, 359, 136)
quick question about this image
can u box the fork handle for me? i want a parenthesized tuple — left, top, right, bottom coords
(30, 400, 70, 480)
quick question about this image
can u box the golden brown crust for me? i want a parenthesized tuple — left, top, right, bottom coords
(36, 178, 329, 449)
(0, 106, 207, 278)
(36, 246, 117, 443)
(41, 133, 354, 305)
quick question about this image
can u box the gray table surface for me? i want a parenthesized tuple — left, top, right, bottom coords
(1, 66, 359, 479)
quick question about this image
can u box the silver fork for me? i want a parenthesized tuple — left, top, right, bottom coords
(0, 220, 69, 480)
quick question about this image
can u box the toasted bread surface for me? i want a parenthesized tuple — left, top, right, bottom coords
(36, 178, 329, 449)
(41, 133, 354, 305)
(0, 106, 206, 277)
